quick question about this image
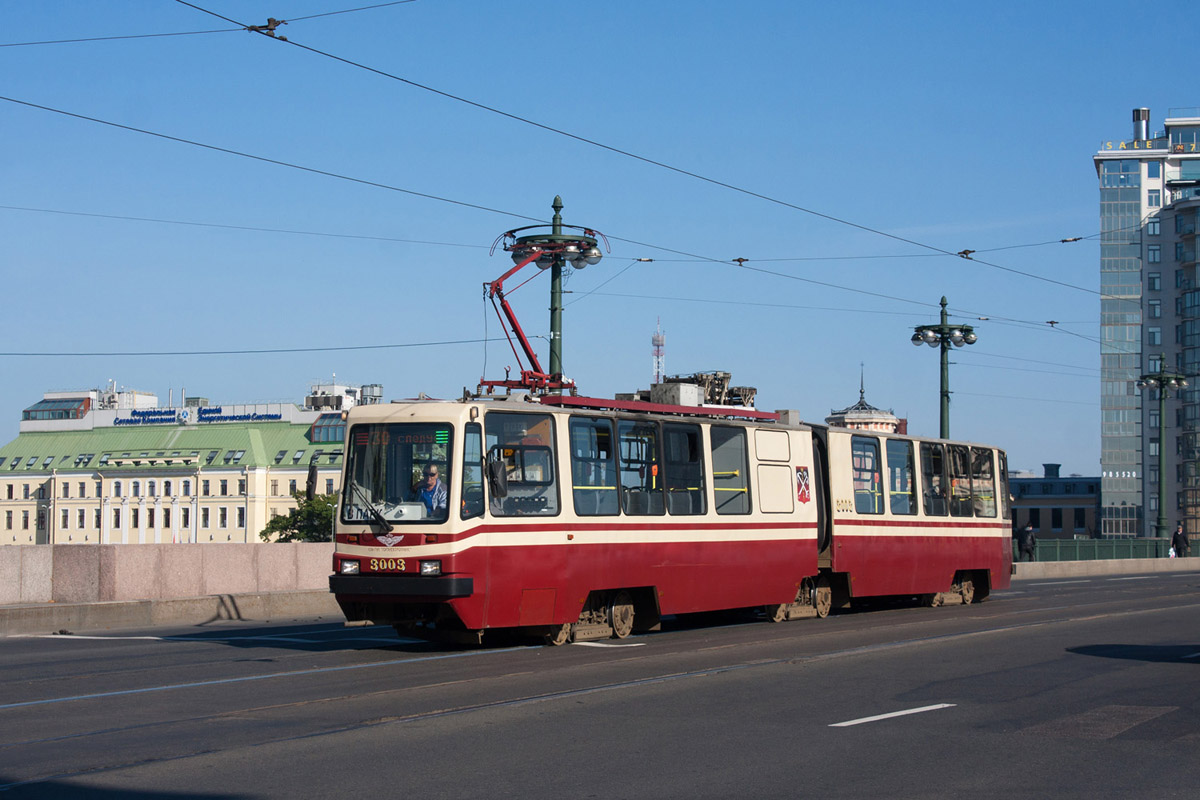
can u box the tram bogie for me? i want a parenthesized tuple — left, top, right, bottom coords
(329, 394, 1012, 644)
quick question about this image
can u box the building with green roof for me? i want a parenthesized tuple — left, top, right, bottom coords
(0, 382, 378, 545)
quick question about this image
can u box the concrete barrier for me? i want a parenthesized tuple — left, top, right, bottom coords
(0, 543, 337, 636)
(1013, 556, 1200, 580)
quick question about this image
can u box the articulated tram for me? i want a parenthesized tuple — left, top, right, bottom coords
(328, 394, 1012, 644)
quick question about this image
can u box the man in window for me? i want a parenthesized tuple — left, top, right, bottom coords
(415, 465, 447, 517)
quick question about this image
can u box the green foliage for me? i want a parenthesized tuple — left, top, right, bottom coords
(259, 492, 336, 543)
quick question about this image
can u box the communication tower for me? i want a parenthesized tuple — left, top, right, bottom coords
(652, 318, 665, 385)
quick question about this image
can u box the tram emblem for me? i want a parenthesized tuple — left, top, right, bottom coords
(796, 466, 811, 504)
(377, 533, 402, 547)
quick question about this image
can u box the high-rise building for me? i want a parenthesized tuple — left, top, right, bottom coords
(1095, 107, 1200, 537)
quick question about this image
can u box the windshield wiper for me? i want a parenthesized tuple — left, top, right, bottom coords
(348, 479, 393, 533)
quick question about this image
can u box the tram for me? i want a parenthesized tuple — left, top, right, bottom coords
(327, 392, 1012, 644)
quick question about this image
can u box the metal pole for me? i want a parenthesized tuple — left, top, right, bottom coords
(549, 196, 564, 378)
(939, 297, 950, 439)
(1157, 385, 1169, 540)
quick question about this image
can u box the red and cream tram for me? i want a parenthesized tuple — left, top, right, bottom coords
(328, 393, 1012, 644)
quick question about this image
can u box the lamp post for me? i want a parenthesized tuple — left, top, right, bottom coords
(911, 296, 978, 439)
(1136, 357, 1189, 539)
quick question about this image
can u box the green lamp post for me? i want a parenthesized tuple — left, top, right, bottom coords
(911, 296, 978, 439)
(1136, 357, 1189, 539)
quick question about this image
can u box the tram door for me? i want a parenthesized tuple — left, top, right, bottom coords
(811, 429, 832, 559)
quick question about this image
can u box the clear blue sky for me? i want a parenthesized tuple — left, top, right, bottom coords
(1, 0, 1189, 476)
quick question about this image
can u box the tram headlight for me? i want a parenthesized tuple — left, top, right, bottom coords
(420, 560, 442, 576)
(339, 559, 360, 575)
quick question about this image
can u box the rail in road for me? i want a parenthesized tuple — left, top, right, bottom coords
(2, 569, 1199, 797)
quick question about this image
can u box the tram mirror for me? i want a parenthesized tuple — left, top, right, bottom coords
(487, 451, 509, 498)
(305, 458, 318, 501)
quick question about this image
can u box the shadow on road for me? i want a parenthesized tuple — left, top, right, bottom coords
(1068, 643, 1200, 663)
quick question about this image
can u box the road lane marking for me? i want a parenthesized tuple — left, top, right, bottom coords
(1183, 652, 1200, 659)
(1107, 576, 1154, 581)
(573, 641, 646, 648)
(830, 703, 956, 727)
(1028, 580, 1090, 586)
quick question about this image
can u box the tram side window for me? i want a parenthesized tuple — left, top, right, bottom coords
(485, 412, 559, 517)
(851, 436, 883, 514)
(998, 450, 1012, 520)
(971, 447, 997, 517)
(886, 439, 917, 515)
(461, 422, 484, 520)
(948, 444, 973, 517)
(920, 442, 948, 516)
(618, 420, 664, 515)
(569, 417, 619, 516)
(663, 423, 706, 516)
(711, 426, 750, 515)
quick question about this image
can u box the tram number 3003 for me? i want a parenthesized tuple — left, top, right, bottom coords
(369, 558, 406, 572)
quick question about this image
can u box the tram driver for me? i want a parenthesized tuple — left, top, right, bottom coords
(414, 464, 448, 517)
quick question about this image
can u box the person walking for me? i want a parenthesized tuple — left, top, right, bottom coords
(1172, 522, 1190, 559)
(1017, 522, 1036, 562)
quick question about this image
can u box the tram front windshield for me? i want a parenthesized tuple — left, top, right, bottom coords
(342, 423, 453, 524)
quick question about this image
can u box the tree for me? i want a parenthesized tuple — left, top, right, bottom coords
(259, 492, 335, 543)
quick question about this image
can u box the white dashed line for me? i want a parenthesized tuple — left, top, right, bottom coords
(830, 703, 956, 728)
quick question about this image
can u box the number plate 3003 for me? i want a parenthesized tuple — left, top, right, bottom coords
(369, 558, 406, 572)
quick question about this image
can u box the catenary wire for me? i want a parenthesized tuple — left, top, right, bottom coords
(173, 0, 1106, 299)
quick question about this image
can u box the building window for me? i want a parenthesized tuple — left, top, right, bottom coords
(1148, 327, 1162, 346)
(1148, 217, 1160, 235)
(163, 508, 170, 529)
(236, 507, 245, 528)
(1149, 272, 1161, 291)
(94, 509, 101, 529)
(61, 509, 69, 529)
(5, 510, 11, 530)
(1148, 161, 1161, 179)
(93, 481, 101, 498)
(1148, 244, 1161, 263)
(22, 484, 29, 500)
(220, 480, 228, 497)
(1029, 508, 1040, 529)
(326, 478, 334, 495)
(1148, 190, 1161, 208)
(183, 480, 191, 497)
(5, 485, 10, 500)
(113, 481, 122, 498)
(202, 480, 210, 497)
(62, 483, 69, 498)
(201, 507, 210, 528)
(132, 481, 141, 498)
(148, 481, 156, 497)
(164, 480, 172, 497)
(131, 508, 139, 529)
(271, 480, 278, 496)
(147, 509, 155, 529)
(219, 507, 228, 528)
(182, 507, 190, 529)
(238, 479, 246, 496)
(289, 479, 297, 495)
(1148, 299, 1161, 318)
(77, 509, 85, 529)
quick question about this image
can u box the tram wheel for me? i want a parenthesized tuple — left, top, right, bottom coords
(765, 603, 788, 623)
(959, 579, 975, 605)
(545, 623, 573, 647)
(609, 591, 635, 639)
(813, 577, 832, 619)
(924, 593, 943, 608)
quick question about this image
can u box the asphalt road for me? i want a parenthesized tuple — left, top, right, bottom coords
(2, 573, 1200, 799)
